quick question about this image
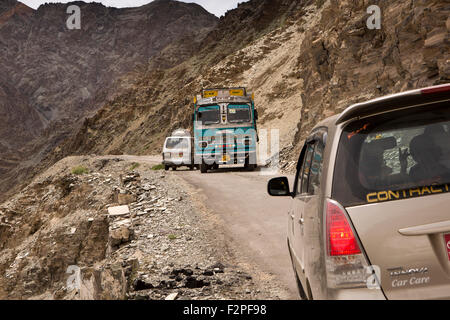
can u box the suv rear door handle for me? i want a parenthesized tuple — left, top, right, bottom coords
(399, 220, 450, 236)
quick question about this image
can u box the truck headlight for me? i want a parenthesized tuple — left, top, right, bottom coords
(199, 142, 208, 149)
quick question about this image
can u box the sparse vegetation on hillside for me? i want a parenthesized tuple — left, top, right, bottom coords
(71, 166, 89, 175)
(130, 162, 141, 171)
(152, 164, 165, 171)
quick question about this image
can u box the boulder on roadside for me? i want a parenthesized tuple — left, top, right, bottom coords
(110, 226, 133, 248)
(107, 205, 130, 217)
(118, 194, 136, 205)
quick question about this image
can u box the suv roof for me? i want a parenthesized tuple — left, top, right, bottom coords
(336, 83, 450, 125)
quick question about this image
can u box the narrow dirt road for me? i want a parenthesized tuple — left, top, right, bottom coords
(176, 167, 298, 299)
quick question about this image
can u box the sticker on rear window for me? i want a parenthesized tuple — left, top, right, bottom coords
(347, 123, 370, 140)
(366, 183, 450, 204)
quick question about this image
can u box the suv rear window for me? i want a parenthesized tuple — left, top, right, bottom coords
(333, 102, 450, 207)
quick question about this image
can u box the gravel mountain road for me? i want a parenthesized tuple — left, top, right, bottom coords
(175, 167, 298, 298)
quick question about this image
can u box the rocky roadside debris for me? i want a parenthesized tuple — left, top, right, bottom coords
(0, 156, 282, 300)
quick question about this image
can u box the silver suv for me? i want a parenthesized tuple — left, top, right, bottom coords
(268, 84, 450, 299)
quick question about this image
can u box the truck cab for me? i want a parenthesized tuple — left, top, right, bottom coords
(193, 88, 259, 173)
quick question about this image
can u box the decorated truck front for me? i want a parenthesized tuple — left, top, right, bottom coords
(193, 88, 258, 173)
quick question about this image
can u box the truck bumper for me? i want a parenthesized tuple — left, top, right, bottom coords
(196, 151, 257, 165)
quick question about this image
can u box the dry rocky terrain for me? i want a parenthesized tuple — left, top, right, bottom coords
(0, 157, 286, 299)
(0, 0, 449, 300)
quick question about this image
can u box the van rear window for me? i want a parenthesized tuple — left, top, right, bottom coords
(332, 102, 450, 207)
(165, 138, 189, 150)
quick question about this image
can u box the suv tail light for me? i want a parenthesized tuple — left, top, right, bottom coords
(325, 199, 380, 289)
(327, 201, 361, 256)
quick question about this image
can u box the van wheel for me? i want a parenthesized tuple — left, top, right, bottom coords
(200, 164, 208, 173)
(189, 165, 194, 171)
(172, 167, 177, 171)
(164, 165, 169, 171)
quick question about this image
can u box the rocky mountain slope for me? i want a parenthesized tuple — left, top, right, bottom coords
(0, 156, 287, 299)
(0, 0, 218, 201)
(289, 0, 450, 163)
(47, 0, 449, 173)
(45, 0, 307, 160)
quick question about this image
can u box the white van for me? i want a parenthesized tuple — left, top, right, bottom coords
(162, 130, 196, 171)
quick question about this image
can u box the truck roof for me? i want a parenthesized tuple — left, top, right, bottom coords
(336, 83, 450, 124)
(196, 87, 253, 106)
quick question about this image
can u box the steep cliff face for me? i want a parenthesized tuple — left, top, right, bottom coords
(291, 0, 449, 161)
(0, 0, 32, 19)
(0, 0, 217, 146)
(0, 0, 16, 14)
(0, 1, 37, 150)
(0, 0, 218, 201)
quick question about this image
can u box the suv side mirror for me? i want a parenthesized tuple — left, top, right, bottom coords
(267, 177, 292, 197)
(254, 110, 259, 121)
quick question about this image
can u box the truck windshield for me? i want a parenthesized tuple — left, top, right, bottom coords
(165, 138, 189, 150)
(333, 102, 450, 207)
(198, 105, 220, 125)
(228, 105, 250, 123)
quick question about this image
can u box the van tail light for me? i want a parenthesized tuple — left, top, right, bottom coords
(327, 201, 361, 256)
(325, 200, 380, 289)
(179, 152, 184, 157)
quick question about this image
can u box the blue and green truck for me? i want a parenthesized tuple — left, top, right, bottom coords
(193, 87, 259, 173)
